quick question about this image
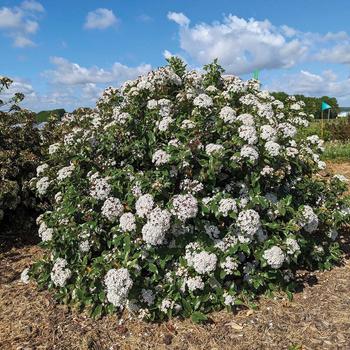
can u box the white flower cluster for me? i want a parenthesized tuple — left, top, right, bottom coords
(193, 94, 213, 108)
(152, 149, 170, 166)
(263, 246, 285, 269)
(51, 258, 72, 287)
(57, 164, 75, 181)
(104, 268, 133, 308)
(119, 212, 136, 232)
(237, 209, 261, 241)
(101, 197, 124, 221)
(285, 238, 300, 255)
(38, 222, 53, 242)
(218, 198, 237, 217)
(186, 276, 205, 292)
(299, 205, 319, 233)
(206, 143, 224, 156)
(186, 251, 217, 275)
(219, 106, 236, 123)
(89, 174, 111, 200)
(135, 194, 154, 218)
(142, 207, 171, 245)
(171, 194, 198, 222)
(36, 176, 50, 195)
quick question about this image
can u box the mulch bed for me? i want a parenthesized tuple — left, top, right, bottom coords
(1, 245, 350, 350)
(1, 162, 350, 350)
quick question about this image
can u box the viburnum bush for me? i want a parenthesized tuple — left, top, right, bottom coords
(0, 77, 42, 248)
(27, 58, 350, 321)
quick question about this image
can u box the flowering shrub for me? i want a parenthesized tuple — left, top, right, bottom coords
(29, 58, 350, 321)
(0, 77, 42, 248)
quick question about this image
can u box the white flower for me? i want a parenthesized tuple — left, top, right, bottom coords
(57, 164, 75, 181)
(113, 109, 130, 124)
(265, 141, 281, 157)
(299, 205, 319, 233)
(135, 194, 154, 218)
(160, 298, 174, 313)
(186, 276, 204, 292)
(181, 119, 196, 129)
(238, 125, 257, 144)
(219, 106, 236, 123)
(105, 268, 133, 308)
(36, 163, 49, 176)
(90, 175, 111, 200)
(20, 268, 30, 284)
(218, 198, 237, 217)
(142, 222, 166, 245)
(119, 212, 136, 232)
(79, 240, 90, 252)
(279, 123, 296, 138)
(48, 143, 60, 154)
(168, 138, 180, 147)
(205, 143, 224, 156)
(260, 125, 277, 141)
(204, 224, 220, 239)
(263, 246, 285, 269)
(237, 113, 255, 125)
(223, 292, 235, 306)
(36, 176, 50, 195)
(101, 197, 124, 221)
(285, 238, 300, 255)
(152, 150, 170, 166)
(237, 209, 261, 240)
(261, 166, 274, 176)
(51, 258, 72, 287)
(191, 251, 217, 274)
(157, 117, 173, 131)
(171, 194, 198, 221)
(220, 257, 238, 274)
(240, 145, 259, 162)
(142, 207, 171, 245)
(38, 222, 53, 242)
(141, 289, 155, 306)
(193, 93, 213, 108)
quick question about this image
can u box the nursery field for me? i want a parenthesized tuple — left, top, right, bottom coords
(1, 161, 349, 350)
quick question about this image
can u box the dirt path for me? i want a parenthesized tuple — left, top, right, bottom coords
(1, 162, 350, 350)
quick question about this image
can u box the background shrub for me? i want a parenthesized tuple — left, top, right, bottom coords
(0, 77, 42, 249)
(28, 59, 350, 321)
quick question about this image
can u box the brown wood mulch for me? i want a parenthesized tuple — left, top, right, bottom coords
(1, 162, 350, 350)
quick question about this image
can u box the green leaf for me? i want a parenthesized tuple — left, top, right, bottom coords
(191, 311, 208, 324)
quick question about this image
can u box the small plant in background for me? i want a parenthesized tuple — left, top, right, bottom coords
(0, 77, 43, 249)
(28, 59, 350, 321)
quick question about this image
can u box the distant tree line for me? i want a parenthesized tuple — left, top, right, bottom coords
(36, 108, 66, 123)
(271, 92, 340, 119)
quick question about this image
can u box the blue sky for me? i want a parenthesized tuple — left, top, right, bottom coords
(1, 0, 350, 111)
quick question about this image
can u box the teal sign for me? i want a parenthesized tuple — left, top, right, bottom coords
(321, 101, 331, 111)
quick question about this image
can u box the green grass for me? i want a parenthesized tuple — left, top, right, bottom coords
(322, 141, 350, 161)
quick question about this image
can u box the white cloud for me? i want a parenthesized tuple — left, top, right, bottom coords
(45, 57, 151, 86)
(168, 14, 307, 75)
(267, 70, 350, 104)
(14, 35, 35, 48)
(0, 1, 44, 47)
(84, 8, 117, 30)
(167, 12, 190, 27)
(21, 0, 44, 13)
(167, 12, 350, 75)
(315, 43, 350, 65)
